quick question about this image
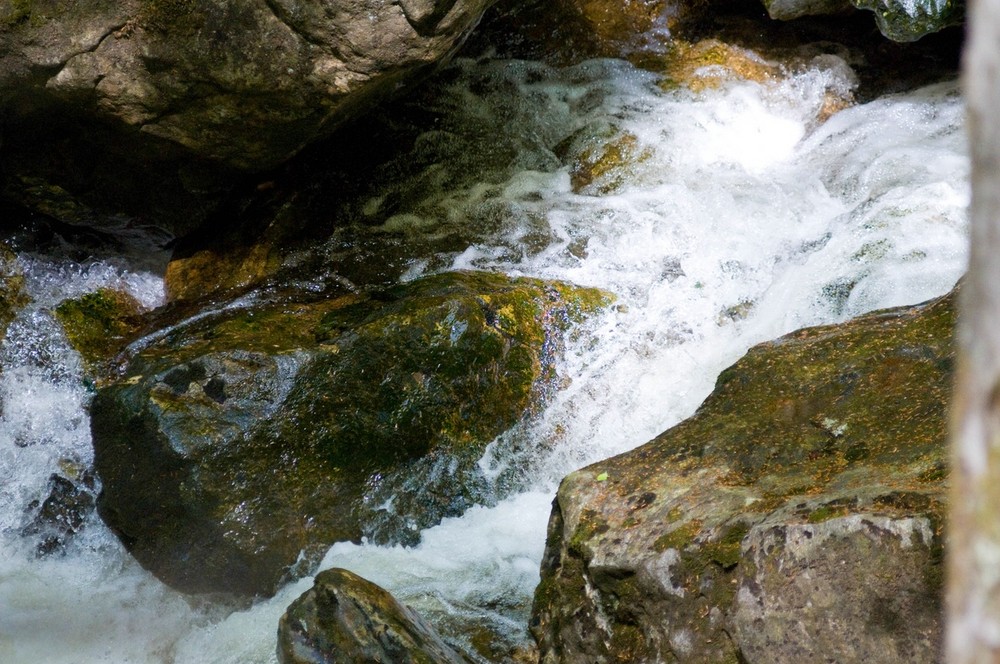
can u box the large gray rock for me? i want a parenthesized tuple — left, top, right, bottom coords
(0, 0, 493, 234)
(277, 568, 469, 664)
(0, 0, 492, 170)
(532, 289, 953, 663)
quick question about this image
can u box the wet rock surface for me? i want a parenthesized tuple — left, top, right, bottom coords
(0, 0, 492, 170)
(0, 0, 494, 234)
(54, 287, 144, 373)
(0, 245, 29, 345)
(21, 469, 98, 556)
(531, 288, 953, 663)
(91, 270, 610, 597)
(277, 568, 470, 664)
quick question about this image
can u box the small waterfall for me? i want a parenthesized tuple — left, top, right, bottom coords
(0, 55, 967, 663)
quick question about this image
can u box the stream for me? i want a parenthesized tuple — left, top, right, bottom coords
(0, 49, 968, 662)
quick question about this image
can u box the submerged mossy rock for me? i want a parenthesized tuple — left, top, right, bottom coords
(532, 289, 954, 663)
(277, 568, 469, 664)
(659, 39, 781, 92)
(91, 271, 611, 596)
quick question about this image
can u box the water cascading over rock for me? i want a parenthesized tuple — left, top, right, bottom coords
(90, 271, 611, 597)
(532, 288, 954, 662)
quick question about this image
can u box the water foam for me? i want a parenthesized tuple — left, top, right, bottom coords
(0, 56, 968, 663)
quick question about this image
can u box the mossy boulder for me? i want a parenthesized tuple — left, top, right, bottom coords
(850, 0, 963, 41)
(91, 271, 611, 596)
(659, 39, 780, 92)
(277, 568, 470, 664)
(54, 288, 144, 372)
(532, 288, 954, 663)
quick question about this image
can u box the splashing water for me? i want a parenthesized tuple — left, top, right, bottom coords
(0, 54, 967, 663)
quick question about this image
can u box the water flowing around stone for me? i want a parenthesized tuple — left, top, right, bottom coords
(0, 54, 967, 662)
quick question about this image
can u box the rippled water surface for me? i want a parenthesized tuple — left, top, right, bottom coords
(0, 54, 968, 663)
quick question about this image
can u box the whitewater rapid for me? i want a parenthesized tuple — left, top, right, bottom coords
(0, 54, 967, 663)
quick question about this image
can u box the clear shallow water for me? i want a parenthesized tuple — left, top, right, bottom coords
(0, 54, 968, 663)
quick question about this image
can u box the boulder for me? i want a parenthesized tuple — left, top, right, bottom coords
(277, 568, 469, 664)
(54, 287, 144, 373)
(531, 288, 953, 663)
(0, 0, 492, 170)
(761, 0, 963, 41)
(850, 0, 964, 42)
(0, 0, 493, 233)
(91, 271, 611, 596)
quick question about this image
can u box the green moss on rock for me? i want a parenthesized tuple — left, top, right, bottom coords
(277, 568, 468, 664)
(851, 0, 964, 41)
(55, 288, 144, 371)
(533, 288, 955, 663)
(0, 246, 29, 345)
(92, 271, 612, 596)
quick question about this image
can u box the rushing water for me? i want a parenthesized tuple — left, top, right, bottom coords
(0, 51, 968, 662)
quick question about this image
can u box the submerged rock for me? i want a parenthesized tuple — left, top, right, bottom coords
(277, 568, 469, 664)
(532, 289, 953, 662)
(21, 469, 98, 557)
(91, 271, 611, 596)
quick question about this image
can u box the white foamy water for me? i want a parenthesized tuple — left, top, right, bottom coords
(0, 55, 967, 663)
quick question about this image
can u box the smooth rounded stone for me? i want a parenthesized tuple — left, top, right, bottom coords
(531, 288, 953, 663)
(91, 271, 611, 597)
(277, 568, 469, 664)
(762, 0, 854, 19)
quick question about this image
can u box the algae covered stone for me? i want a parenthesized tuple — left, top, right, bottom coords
(851, 0, 963, 41)
(532, 289, 953, 663)
(277, 568, 469, 664)
(760, 0, 962, 41)
(54, 288, 144, 372)
(91, 271, 611, 596)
